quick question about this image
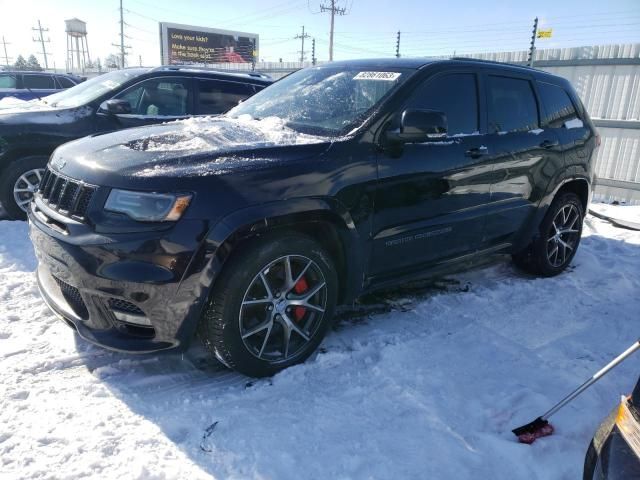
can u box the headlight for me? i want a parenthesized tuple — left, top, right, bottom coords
(104, 189, 192, 222)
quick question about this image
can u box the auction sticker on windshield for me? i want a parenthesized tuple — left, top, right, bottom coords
(353, 71, 401, 81)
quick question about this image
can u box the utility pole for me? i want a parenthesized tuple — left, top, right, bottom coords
(527, 17, 538, 67)
(395, 31, 401, 58)
(251, 38, 257, 71)
(320, 0, 346, 61)
(112, 0, 131, 68)
(32, 20, 51, 69)
(294, 25, 310, 65)
(1, 36, 11, 66)
(311, 38, 316, 65)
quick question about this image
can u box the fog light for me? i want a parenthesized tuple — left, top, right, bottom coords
(112, 310, 152, 326)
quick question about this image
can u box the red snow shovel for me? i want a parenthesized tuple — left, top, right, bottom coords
(512, 338, 640, 444)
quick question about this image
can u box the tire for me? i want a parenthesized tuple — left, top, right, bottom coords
(198, 232, 338, 377)
(513, 192, 584, 276)
(0, 156, 48, 220)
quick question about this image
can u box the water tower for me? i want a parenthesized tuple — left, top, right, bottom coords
(65, 18, 90, 72)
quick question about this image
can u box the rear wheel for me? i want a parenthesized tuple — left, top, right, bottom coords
(0, 156, 48, 220)
(198, 233, 338, 377)
(513, 192, 584, 276)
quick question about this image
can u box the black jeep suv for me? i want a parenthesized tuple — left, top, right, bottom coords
(0, 66, 271, 219)
(28, 58, 598, 377)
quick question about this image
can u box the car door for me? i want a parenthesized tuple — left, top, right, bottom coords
(22, 73, 58, 99)
(536, 80, 592, 171)
(195, 78, 261, 115)
(370, 70, 493, 278)
(99, 76, 194, 129)
(482, 72, 564, 246)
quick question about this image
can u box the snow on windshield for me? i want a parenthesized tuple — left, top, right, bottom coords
(227, 67, 410, 135)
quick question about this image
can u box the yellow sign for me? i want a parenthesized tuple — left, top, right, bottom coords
(537, 28, 553, 39)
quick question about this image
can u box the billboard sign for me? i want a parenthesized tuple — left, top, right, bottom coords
(159, 22, 258, 65)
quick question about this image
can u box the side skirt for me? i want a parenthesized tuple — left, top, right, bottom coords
(361, 242, 512, 295)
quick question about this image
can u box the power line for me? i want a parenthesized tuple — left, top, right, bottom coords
(113, 0, 132, 68)
(294, 25, 310, 64)
(1, 36, 11, 66)
(320, 0, 347, 61)
(32, 19, 51, 69)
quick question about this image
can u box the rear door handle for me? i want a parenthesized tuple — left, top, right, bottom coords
(539, 140, 559, 149)
(465, 145, 489, 158)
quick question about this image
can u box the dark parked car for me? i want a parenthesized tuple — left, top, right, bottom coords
(28, 58, 598, 377)
(0, 66, 271, 219)
(584, 376, 640, 479)
(0, 71, 83, 101)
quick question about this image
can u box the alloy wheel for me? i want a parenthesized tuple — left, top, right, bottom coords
(239, 255, 328, 363)
(546, 203, 581, 268)
(13, 168, 44, 212)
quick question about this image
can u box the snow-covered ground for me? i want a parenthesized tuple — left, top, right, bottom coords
(1, 208, 639, 479)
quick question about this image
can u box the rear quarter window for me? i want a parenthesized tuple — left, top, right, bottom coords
(57, 76, 76, 88)
(538, 81, 581, 128)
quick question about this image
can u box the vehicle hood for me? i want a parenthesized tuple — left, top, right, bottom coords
(0, 99, 92, 126)
(50, 116, 335, 186)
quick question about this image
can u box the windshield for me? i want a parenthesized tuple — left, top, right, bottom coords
(45, 69, 149, 108)
(227, 67, 413, 136)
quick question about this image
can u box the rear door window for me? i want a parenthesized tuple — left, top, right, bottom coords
(406, 73, 479, 135)
(196, 79, 258, 115)
(0, 74, 17, 88)
(487, 76, 539, 133)
(23, 74, 56, 89)
(538, 82, 581, 128)
(115, 77, 192, 116)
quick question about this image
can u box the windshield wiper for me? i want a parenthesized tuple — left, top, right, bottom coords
(24, 86, 42, 101)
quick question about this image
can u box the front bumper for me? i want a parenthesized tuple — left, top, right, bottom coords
(28, 205, 212, 353)
(586, 400, 640, 479)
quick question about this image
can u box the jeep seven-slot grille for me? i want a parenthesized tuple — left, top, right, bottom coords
(38, 167, 96, 220)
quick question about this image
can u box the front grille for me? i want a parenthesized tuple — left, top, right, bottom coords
(53, 276, 89, 319)
(108, 298, 145, 316)
(38, 167, 96, 220)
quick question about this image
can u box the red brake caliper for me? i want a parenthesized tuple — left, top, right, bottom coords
(292, 276, 308, 322)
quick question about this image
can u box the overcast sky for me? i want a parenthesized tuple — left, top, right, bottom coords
(0, 0, 638, 70)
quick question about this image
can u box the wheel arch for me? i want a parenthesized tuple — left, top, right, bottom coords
(513, 172, 591, 253)
(197, 198, 365, 309)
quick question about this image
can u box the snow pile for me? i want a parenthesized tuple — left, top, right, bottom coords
(129, 115, 329, 154)
(0, 96, 29, 109)
(0, 207, 639, 479)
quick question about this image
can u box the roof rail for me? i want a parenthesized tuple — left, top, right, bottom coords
(450, 56, 534, 70)
(149, 65, 271, 79)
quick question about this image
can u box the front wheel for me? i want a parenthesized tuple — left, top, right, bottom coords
(198, 233, 338, 377)
(513, 192, 584, 276)
(0, 156, 48, 220)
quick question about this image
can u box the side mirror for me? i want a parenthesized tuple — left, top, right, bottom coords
(387, 109, 448, 143)
(99, 99, 132, 115)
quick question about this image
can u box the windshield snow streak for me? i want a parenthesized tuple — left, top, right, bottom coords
(227, 67, 409, 136)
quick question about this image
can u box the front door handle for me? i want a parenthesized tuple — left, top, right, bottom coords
(539, 139, 559, 149)
(465, 145, 489, 158)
